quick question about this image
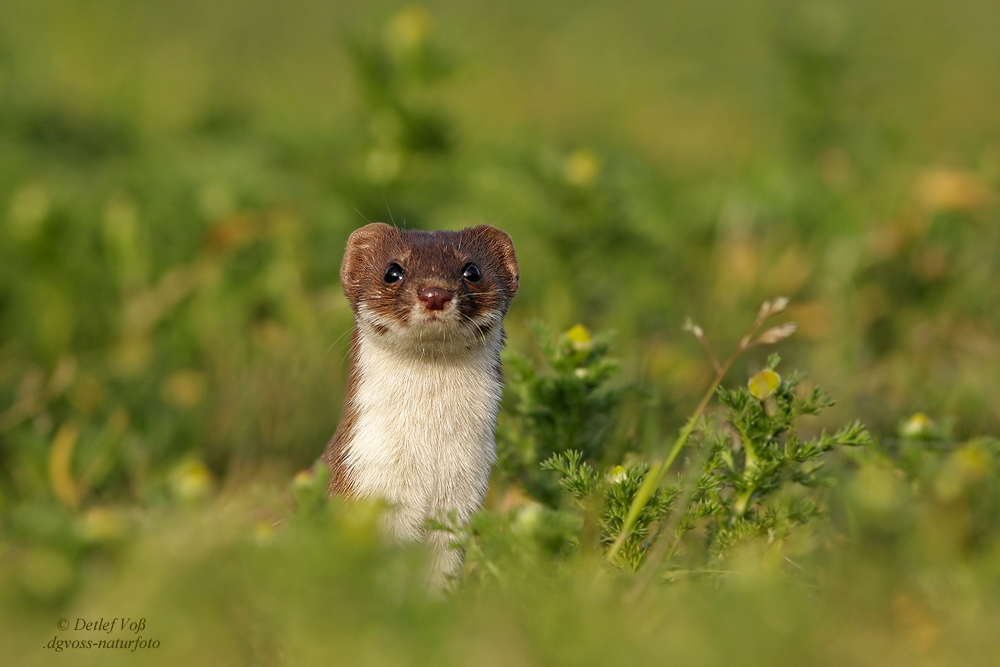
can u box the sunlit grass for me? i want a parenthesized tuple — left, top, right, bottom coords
(1, 2, 1000, 665)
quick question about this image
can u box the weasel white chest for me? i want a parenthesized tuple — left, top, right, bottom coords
(342, 336, 501, 541)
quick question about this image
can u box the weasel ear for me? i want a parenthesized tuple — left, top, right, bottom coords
(341, 223, 395, 307)
(467, 225, 519, 299)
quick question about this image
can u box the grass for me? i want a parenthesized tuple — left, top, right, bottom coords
(2, 2, 1000, 665)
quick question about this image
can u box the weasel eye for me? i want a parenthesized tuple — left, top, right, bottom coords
(462, 263, 482, 282)
(383, 263, 404, 284)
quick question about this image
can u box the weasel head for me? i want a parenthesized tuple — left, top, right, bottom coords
(340, 223, 518, 354)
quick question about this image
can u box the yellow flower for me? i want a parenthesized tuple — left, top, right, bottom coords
(253, 521, 276, 547)
(386, 6, 432, 54)
(748, 370, 780, 400)
(514, 502, 543, 533)
(169, 459, 213, 504)
(914, 169, 990, 214)
(900, 413, 933, 439)
(567, 324, 593, 353)
(564, 148, 600, 187)
(933, 441, 992, 501)
(79, 507, 127, 544)
(293, 468, 315, 491)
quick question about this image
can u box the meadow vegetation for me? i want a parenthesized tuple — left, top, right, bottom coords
(1, 1, 1000, 664)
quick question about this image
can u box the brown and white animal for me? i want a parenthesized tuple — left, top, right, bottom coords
(322, 222, 518, 585)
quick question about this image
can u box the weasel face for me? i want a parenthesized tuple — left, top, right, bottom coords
(340, 223, 518, 353)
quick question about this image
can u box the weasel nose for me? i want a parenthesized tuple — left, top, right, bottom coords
(417, 286, 452, 311)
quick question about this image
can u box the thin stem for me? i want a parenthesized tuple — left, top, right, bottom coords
(696, 336, 722, 375)
(626, 440, 714, 601)
(604, 310, 773, 565)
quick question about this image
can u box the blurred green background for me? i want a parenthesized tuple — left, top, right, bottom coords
(1, 1, 999, 664)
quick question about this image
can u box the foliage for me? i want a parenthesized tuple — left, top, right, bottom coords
(1, 3, 1000, 665)
(541, 450, 677, 570)
(497, 322, 626, 505)
(527, 324, 871, 572)
(689, 359, 871, 558)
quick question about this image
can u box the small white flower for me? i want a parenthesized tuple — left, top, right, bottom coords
(607, 465, 627, 484)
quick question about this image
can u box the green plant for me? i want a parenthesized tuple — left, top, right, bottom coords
(497, 322, 626, 506)
(606, 298, 800, 561)
(501, 303, 871, 579)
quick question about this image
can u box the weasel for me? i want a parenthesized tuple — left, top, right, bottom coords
(322, 222, 518, 585)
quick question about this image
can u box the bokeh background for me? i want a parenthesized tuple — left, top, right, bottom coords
(1, 1, 999, 664)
